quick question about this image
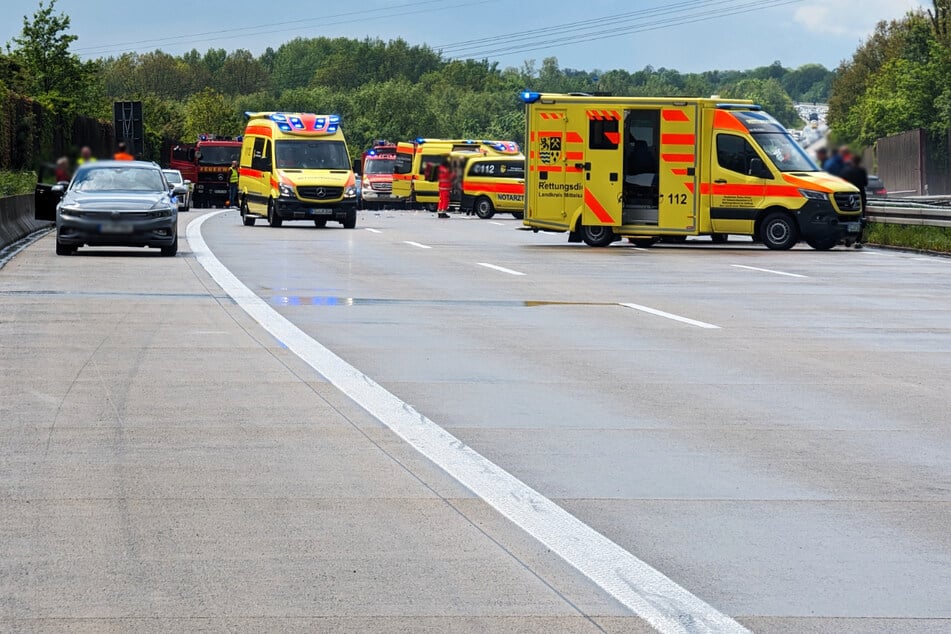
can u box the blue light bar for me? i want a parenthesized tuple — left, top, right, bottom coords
(290, 116, 304, 129)
(278, 123, 291, 132)
(519, 91, 542, 104)
(416, 137, 426, 144)
(270, 113, 287, 122)
(329, 115, 340, 124)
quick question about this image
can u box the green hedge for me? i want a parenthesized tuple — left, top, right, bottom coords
(865, 222, 951, 253)
(0, 170, 36, 197)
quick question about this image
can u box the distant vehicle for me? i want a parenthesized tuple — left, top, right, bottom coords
(34, 160, 178, 256)
(169, 135, 242, 208)
(360, 142, 400, 209)
(867, 175, 887, 197)
(162, 168, 191, 210)
(452, 153, 526, 219)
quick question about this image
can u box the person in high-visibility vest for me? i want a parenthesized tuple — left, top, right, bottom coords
(76, 146, 95, 166)
(436, 157, 451, 219)
(228, 160, 239, 208)
(113, 142, 134, 161)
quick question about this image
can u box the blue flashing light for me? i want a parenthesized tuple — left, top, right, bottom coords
(244, 111, 254, 119)
(278, 123, 291, 132)
(367, 149, 377, 156)
(519, 91, 542, 104)
(199, 134, 208, 141)
(270, 113, 287, 122)
(329, 115, 340, 124)
(290, 116, 304, 129)
(327, 124, 339, 133)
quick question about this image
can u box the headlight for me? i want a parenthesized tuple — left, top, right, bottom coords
(799, 189, 828, 201)
(148, 208, 173, 218)
(59, 206, 82, 217)
(344, 186, 357, 198)
(279, 184, 295, 198)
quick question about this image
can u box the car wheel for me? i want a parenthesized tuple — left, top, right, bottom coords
(314, 219, 327, 228)
(630, 237, 658, 248)
(55, 238, 75, 256)
(511, 211, 524, 220)
(342, 209, 357, 229)
(761, 212, 799, 250)
(474, 196, 495, 219)
(241, 198, 255, 226)
(582, 223, 614, 247)
(711, 233, 729, 244)
(267, 199, 282, 227)
(160, 234, 178, 257)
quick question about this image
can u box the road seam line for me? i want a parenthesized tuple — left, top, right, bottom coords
(477, 262, 526, 276)
(187, 211, 746, 634)
(404, 240, 432, 249)
(730, 264, 807, 278)
(365, 228, 382, 234)
(618, 302, 721, 329)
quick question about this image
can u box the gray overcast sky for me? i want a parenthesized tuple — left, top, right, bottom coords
(1, 0, 926, 73)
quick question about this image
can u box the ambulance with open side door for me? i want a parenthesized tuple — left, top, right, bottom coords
(238, 112, 359, 228)
(392, 139, 521, 210)
(520, 92, 863, 249)
(455, 152, 526, 219)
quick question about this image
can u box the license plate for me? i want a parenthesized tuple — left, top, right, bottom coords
(99, 223, 133, 234)
(311, 209, 332, 215)
(846, 222, 861, 232)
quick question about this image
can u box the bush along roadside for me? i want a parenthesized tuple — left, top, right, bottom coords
(0, 171, 37, 197)
(865, 223, 951, 254)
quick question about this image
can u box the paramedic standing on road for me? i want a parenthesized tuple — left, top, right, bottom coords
(228, 160, 239, 208)
(437, 157, 451, 219)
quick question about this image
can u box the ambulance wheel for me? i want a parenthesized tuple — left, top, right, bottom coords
(342, 209, 357, 229)
(267, 199, 282, 227)
(511, 211, 524, 220)
(582, 223, 614, 247)
(761, 212, 798, 250)
(313, 219, 327, 228)
(474, 197, 495, 219)
(241, 199, 255, 226)
(711, 233, 729, 244)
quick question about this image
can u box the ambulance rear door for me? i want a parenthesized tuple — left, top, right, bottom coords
(657, 104, 699, 232)
(392, 142, 415, 200)
(581, 108, 623, 229)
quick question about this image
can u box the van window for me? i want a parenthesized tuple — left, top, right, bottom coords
(394, 152, 413, 175)
(251, 138, 270, 172)
(171, 145, 191, 163)
(419, 155, 443, 175)
(589, 119, 620, 150)
(717, 134, 764, 176)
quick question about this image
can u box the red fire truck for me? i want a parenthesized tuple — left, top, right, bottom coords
(169, 135, 242, 208)
(359, 141, 403, 209)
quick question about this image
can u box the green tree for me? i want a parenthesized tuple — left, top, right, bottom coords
(723, 78, 801, 128)
(183, 88, 240, 138)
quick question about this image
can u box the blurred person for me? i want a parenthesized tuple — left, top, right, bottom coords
(840, 154, 868, 249)
(54, 156, 71, 182)
(815, 147, 828, 169)
(76, 146, 96, 166)
(436, 157, 451, 219)
(823, 146, 845, 176)
(113, 142, 134, 161)
(228, 160, 239, 207)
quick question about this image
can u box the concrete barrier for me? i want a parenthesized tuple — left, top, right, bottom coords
(0, 194, 52, 250)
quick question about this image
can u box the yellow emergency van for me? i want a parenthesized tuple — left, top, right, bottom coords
(454, 153, 526, 219)
(520, 92, 863, 249)
(238, 112, 358, 228)
(393, 139, 521, 209)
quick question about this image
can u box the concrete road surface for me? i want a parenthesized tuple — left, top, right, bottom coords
(1, 208, 949, 633)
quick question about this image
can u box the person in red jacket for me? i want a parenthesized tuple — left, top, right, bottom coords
(436, 157, 451, 219)
(113, 142, 134, 161)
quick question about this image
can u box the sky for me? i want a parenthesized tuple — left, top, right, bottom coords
(1, 0, 927, 74)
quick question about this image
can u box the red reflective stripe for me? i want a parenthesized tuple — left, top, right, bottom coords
(604, 132, 620, 145)
(699, 183, 802, 197)
(584, 188, 615, 224)
(662, 133, 696, 145)
(239, 167, 262, 178)
(270, 178, 279, 189)
(662, 154, 695, 163)
(565, 151, 584, 160)
(566, 132, 584, 144)
(538, 165, 563, 172)
(539, 131, 562, 138)
(671, 168, 690, 176)
(565, 166, 584, 173)
(685, 183, 695, 194)
(463, 182, 524, 195)
(245, 125, 272, 138)
(540, 113, 550, 120)
(713, 110, 747, 133)
(662, 110, 690, 122)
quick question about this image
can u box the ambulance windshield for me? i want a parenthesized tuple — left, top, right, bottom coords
(364, 158, 395, 174)
(275, 140, 350, 170)
(751, 132, 818, 172)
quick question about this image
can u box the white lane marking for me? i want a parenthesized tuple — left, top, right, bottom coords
(404, 240, 432, 249)
(488, 221, 505, 226)
(619, 302, 721, 329)
(187, 211, 746, 634)
(365, 228, 382, 234)
(477, 262, 526, 276)
(730, 264, 807, 279)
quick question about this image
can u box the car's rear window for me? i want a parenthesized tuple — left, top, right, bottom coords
(73, 167, 165, 192)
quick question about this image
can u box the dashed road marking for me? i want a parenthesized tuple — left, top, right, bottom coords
(619, 302, 721, 329)
(731, 264, 807, 278)
(188, 210, 746, 634)
(488, 221, 505, 226)
(404, 241, 432, 249)
(477, 262, 526, 276)
(365, 228, 383, 234)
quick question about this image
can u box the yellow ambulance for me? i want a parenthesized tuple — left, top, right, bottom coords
(520, 92, 863, 249)
(238, 112, 359, 228)
(456, 153, 526, 219)
(392, 139, 521, 210)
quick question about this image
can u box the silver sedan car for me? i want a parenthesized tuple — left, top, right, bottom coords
(37, 161, 179, 256)
(162, 168, 191, 211)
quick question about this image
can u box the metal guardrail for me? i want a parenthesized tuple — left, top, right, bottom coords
(866, 199, 951, 227)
